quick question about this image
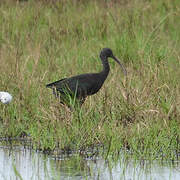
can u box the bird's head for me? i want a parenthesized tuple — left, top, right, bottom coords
(100, 48, 114, 58)
(100, 48, 127, 76)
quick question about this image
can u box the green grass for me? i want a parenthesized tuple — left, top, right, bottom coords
(0, 0, 179, 160)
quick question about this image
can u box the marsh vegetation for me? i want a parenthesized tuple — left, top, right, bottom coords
(0, 0, 179, 160)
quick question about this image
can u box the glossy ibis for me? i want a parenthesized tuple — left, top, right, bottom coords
(46, 48, 127, 106)
(0, 92, 13, 104)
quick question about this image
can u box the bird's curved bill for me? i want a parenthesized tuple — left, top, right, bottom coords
(112, 56, 127, 76)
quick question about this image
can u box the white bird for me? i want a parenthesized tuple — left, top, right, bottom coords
(0, 91, 13, 104)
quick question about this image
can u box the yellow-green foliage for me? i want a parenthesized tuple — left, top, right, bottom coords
(0, 0, 179, 159)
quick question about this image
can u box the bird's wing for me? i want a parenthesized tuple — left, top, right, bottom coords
(65, 74, 99, 96)
(46, 73, 100, 97)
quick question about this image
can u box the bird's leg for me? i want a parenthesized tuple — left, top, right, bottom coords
(52, 87, 59, 98)
(67, 97, 86, 110)
(79, 97, 86, 106)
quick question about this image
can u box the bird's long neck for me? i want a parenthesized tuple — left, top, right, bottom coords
(100, 55, 110, 79)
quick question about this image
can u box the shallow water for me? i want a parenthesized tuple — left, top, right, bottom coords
(0, 146, 179, 180)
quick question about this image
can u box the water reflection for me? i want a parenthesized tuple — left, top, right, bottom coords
(0, 146, 179, 180)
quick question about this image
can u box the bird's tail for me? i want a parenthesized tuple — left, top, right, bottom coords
(46, 83, 53, 88)
(46, 78, 66, 88)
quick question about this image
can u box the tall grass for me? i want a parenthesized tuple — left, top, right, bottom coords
(0, 0, 179, 159)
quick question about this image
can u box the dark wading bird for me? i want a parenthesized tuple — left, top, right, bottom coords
(46, 48, 127, 107)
